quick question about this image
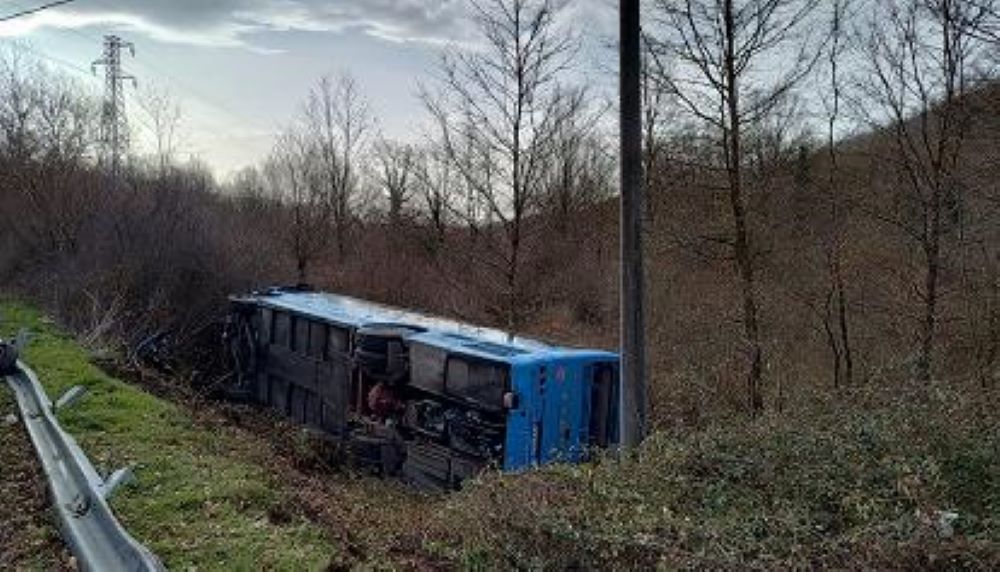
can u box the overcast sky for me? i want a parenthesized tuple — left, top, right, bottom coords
(0, 0, 616, 179)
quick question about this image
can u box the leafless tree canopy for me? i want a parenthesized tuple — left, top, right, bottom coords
(302, 73, 373, 260)
(646, 0, 821, 412)
(423, 0, 594, 330)
(139, 84, 183, 174)
(861, 0, 994, 383)
(373, 138, 416, 226)
(6, 0, 1000, 425)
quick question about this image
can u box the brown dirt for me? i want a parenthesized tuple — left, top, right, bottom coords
(0, 386, 74, 571)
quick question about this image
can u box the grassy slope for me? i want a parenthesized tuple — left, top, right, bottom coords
(0, 301, 333, 571)
(4, 299, 999, 570)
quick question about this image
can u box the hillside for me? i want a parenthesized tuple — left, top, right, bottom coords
(3, 300, 998, 569)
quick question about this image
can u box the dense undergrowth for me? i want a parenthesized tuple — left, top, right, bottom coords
(432, 384, 1000, 569)
(4, 299, 999, 570)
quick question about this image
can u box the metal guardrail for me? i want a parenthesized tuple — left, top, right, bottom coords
(4, 361, 164, 571)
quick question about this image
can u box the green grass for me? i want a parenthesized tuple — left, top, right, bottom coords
(0, 301, 334, 571)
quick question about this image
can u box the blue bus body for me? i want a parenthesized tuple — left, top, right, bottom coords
(226, 288, 619, 486)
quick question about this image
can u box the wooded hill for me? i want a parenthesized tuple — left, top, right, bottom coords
(3, 0, 1000, 427)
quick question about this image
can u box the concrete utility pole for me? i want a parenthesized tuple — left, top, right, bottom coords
(93, 35, 136, 180)
(620, 0, 648, 447)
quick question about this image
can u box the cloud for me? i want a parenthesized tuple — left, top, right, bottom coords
(0, 0, 472, 47)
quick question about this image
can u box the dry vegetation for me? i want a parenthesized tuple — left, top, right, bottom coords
(2, 0, 1000, 568)
(0, 386, 73, 571)
(7, 301, 999, 570)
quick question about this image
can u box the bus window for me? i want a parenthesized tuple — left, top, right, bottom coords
(293, 317, 309, 355)
(308, 321, 326, 359)
(445, 357, 508, 411)
(589, 363, 617, 448)
(272, 312, 290, 348)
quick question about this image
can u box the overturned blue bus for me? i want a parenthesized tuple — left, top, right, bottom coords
(224, 287, 619, 488)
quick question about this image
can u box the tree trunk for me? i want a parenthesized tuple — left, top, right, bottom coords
(918, 203, 941, 384)
(506, 222, 521, 335)
(296, 255, 307, 284)
(835, 260, 853, 385)
(336, 219, 347, 261)
(723, 0, 764, 413)
(821, 282, 842, 388)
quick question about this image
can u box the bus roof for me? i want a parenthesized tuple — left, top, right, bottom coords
(234, 288, 618, 364)
(235, 289, 546, 348)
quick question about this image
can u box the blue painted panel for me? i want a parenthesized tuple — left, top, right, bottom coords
(539, 358, 587, 464)
(503, 363, 537, 470)
(503, 356, 620, 470)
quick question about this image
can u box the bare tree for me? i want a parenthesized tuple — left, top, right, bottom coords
(0, 48, 99, 256)
(265, 129, 331, 282)
(412, 144, 456, 249)
(640, 35, 677, 224)
(0, 46, 42, 164)
(139, 85, 183, 174)
(860, 0, 991, 383)
(373, 138, 416, 226)
(229, 165, 267, 203)
(818, 0, 856, 388)
(647, 0, 820, 413)
(423, 0, 582, 332)
(543, 92, 608, 234)
(302, 73, 372, 261)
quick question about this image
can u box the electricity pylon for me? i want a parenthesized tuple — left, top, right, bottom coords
(93, 35, 136, 180)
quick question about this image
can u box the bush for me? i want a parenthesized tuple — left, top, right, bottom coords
(426, 383, 1000, 569)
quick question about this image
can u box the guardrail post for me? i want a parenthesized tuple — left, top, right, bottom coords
(102, 467, 136, 500)
(54, 386, 88, 411)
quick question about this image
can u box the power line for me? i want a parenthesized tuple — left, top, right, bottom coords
(2, 39, 94, 77)
(2, 39, 182, 144)
(0, 0, 77, 23)
(0, 38, 162, 155)
(3, 0, 274, 164)
(132, 55, 264, 126)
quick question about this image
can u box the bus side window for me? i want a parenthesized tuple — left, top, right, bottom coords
(327, 326, 349, 358)
(308, 321, 327, 359)
(293, 316, 309, 355)
(589, 364, 614, 448)
(445, 357, 507, 411)
(273, 312, 290, 348)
